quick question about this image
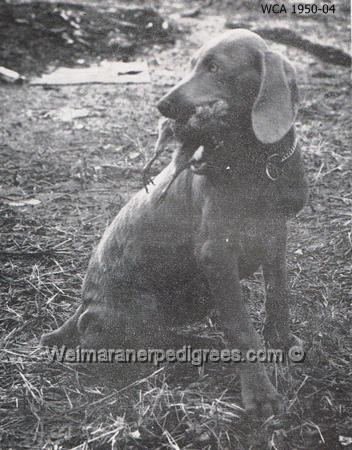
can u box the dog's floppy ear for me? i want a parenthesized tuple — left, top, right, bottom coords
(251, 51, 299, 144)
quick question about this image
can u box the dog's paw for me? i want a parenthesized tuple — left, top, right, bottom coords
(264, 327, 304, 352)
(241, 372, 285, 418)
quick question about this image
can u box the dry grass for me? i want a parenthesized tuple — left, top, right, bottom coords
(0, 0, 351, 448)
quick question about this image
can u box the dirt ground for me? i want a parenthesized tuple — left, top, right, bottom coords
(0, 0, 351, 449)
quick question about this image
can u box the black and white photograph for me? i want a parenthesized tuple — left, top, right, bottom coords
(0, 0, 351, 448)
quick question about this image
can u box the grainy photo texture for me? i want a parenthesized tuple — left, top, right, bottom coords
(0, 0, 351, 449)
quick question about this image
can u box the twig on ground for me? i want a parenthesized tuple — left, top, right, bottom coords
(225, 22, 351, 67)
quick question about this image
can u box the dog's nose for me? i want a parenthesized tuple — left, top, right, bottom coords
(157, 98, 196, 120)
(157, 99, 176, 118)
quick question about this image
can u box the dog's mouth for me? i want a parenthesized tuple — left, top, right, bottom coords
(176, 99, 227, 124)
(171, 104, 196, 123)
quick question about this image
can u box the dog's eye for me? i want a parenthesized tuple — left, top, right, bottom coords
(208, 62, 219, 73)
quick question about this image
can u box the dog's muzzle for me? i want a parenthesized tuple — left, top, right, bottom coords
(157, 98, 196, 120)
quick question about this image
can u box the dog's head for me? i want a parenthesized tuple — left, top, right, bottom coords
(157, 29, 299, 144)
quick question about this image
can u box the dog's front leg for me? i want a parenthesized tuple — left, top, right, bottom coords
(262, 227, 303, 350)
(196, 203, 283, 416)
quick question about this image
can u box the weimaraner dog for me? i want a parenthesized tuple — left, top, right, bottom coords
(41, 29, 308, 416)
